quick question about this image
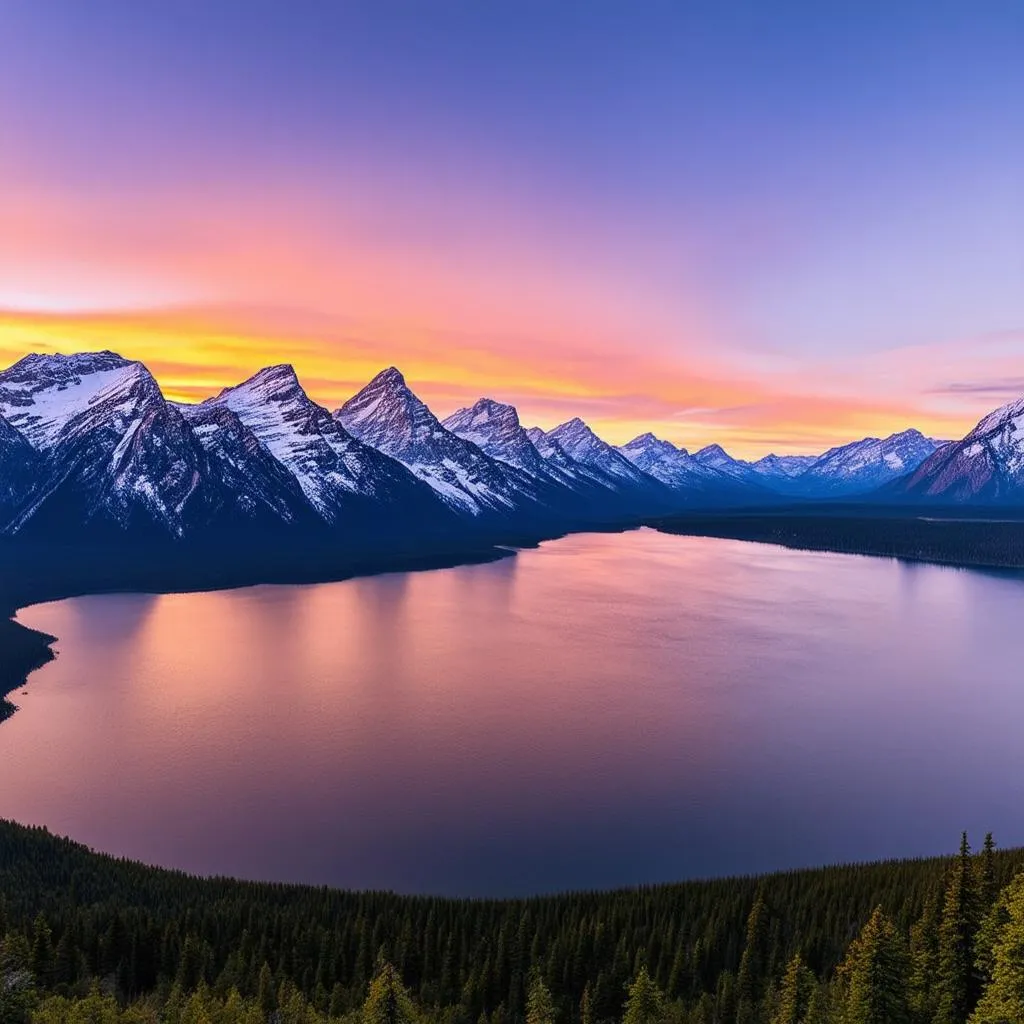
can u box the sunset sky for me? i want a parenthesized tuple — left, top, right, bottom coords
(1, 1, 1021, 456)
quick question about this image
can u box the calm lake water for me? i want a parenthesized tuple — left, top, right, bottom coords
(3, 529, 1023, 896)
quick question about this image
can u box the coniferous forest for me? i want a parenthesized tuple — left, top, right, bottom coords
(2, 822, 1023, 1024)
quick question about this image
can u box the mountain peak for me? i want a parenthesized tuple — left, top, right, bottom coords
(442, 398, 544, 475)
(10, 350, 132, 374)
(0, 350, 159, 450)
(368, 366, 407, 389)
(244, 363, 300, 387)
(622, 432, 683, 456)
(446, 397, 521, 431)
(337, 368, 441, 455)
(548, 416, 657, 488)
(468, 397, 518, 421)
(696, 443, 729, 459)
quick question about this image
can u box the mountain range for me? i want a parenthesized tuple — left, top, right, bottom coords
(0, 349, 1018, 550)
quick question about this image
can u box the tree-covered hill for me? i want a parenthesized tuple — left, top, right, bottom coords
(2, 820, 1023, 1023)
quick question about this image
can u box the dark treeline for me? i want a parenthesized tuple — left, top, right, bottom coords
(2, 821, 1024, 1024)
(650, 508, 1024, 570)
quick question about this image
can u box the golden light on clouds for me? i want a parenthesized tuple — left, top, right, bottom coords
(0, 305, 991, 458)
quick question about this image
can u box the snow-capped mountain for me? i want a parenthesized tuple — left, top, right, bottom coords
(618, 433, 708, 487)
(443, 398, 549, 477)
(750, 453, 819, 481)
(620, 433, 777, 504)
(798, 429, 943, 496)
(176, 402, 322, 528)
(522, 425, 618, 491)
(336, 369, 543, 519)
(545, 418, 658, 489)
(693, 444, 766, 486)
(0, 351, 149, 450)
(525, 426, 576, 469)
(210, 365, 454, 535)
(5, 347, 1017, 554)
(0, 352, 239, 538)
(898, 402, 1023, 502)
(691, 433, 941, 497)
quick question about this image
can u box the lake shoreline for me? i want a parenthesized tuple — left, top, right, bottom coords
(0, 537, 535, 719)
(7, 508, 1024, 718)
(6, 525, 1024, 894)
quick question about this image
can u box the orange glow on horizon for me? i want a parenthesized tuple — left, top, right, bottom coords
(0, 305, 989, 458)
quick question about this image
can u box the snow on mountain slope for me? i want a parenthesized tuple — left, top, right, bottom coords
(693, 444, 766, 486)
(210, 364, 453, 532)
(336, 369, 543, 519)
(176, 402, 322, 527)
(546, 418, 657, 488)
(619, 433, 711, 487)
(898, 400, 1023, 502)
(620, 433, 776, 504)
(0, 351, 158, 450)
(750, 453, 819, 480)
(443, 398, 550, 476)
(523, 423, 658, 503)
(799, 429, 942, 495)
(692, 433, 940, 497)
(0, 352, 241, 538)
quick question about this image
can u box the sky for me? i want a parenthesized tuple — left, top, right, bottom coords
(1, 1, 1021, 456)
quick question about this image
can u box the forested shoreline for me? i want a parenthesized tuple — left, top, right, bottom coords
(2, 821, 1023, 1024)
(650, 509, 1024, 571)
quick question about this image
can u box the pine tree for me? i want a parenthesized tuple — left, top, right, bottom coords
(771, 954, 814, 1024)
(580, 982, 593, 1024)
(621, 967, 665, 1024)
(909, 895, 940, 1024)
(736, 891, 771, 1024)
(526, 972, 556, 1024)
(801, 982, 830, 1024)
(975, 835, 998, 913)
(935, 834, 982, 1024)
(258, 962, 277, 1016)
(837, 907, 910, 1024)
(969, 873, 1024, 1024)
(363, 961, 419, 1024)
(30, 914, 55, 990)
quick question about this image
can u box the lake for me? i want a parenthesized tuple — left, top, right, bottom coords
(3, 529, 1022, 896)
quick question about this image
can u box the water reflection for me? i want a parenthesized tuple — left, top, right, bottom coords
(3, 529, 1023, 896)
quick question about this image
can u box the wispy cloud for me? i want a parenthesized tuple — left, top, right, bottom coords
(927, 379, 1024, 399)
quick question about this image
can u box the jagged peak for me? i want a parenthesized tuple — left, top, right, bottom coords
(965, 396, 1024, 440)
(214, 363, 304, 400)
(446, 396, 521, 429)
(549, 417, 602, 446)
(473, 396, 513, 414)
(340, 367, 433, 420)
(557, 416, 588, 431)
(697, 443, 729, 458)
(366, 366, 407, 390)
(626, 431, 679, 450)
(7, 349, 133, 374)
